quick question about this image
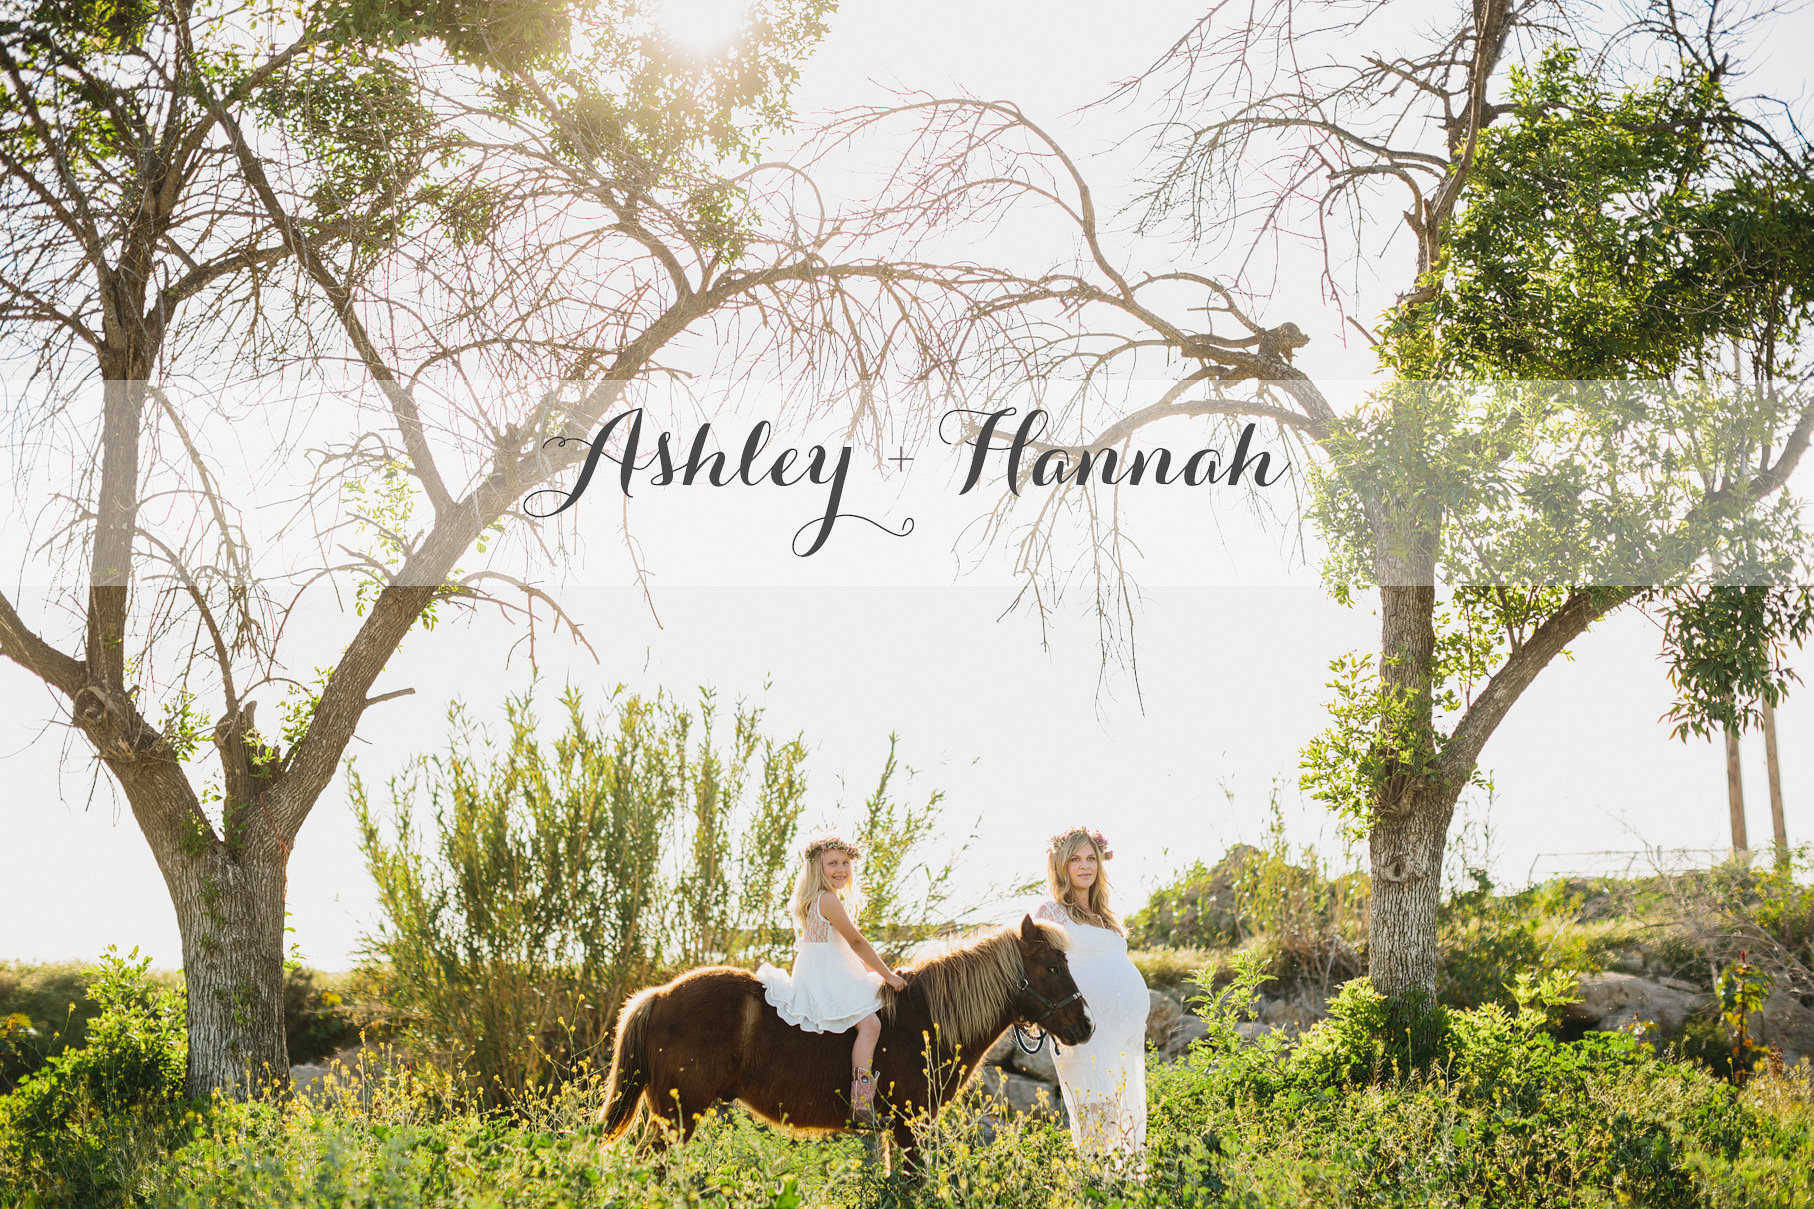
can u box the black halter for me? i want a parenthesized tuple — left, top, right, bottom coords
(1011, 975, 1084, 1054)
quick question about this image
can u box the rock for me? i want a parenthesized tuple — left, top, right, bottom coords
(1608, 947, 1646, 975)
(982, 1030, 1015, 1067)
(1259, 995, 1326, 1034)
(1000, 1072, 1065, 1119)
(1167, 1016, 1212, 1056)
(1758, 988, 1814, 1068)
(1146, 991, 1183, 1050)
(289, 1062, 332, 1094)
(1007, 1038, 1059, 1083)
(1233, 1020, 1273, 1045)
(289, 1042, 409, 1103)
(973, 1062, 1008, 1104)
(1561, 973, 1712, 1040)
(971, 1064, 1064, 1119)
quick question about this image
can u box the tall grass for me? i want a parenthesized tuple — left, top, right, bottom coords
(353, 685, 962, 1104)
(10, 926, 1814, 1206)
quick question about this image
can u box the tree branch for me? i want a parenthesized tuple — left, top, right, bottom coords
(0, 587, 85, 697)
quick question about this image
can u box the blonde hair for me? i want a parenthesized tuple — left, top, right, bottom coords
(1046, 826, 1125, 935)
(788, 834, 864, 928)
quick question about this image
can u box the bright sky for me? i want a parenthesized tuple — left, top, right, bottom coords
(3, 1, 1811, 970)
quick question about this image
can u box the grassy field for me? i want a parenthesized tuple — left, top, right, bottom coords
(7, 846, 1812, 1208)
(4, 944, 1814, 1208)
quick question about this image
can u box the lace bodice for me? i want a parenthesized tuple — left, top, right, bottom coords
(1036, 898, 1116, 933)
(800, 893, 833, 943)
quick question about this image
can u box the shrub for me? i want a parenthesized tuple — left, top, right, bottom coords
(1129, 946, 1218, 992)
(0, 949, 189, 1205)
(1436, 867, 1545, 1008)
(1129, 800, 1368, 1011)
(355, 685, 964, 1105)
(0, 961, 93, 1094)
(6, 953, 1788, 1209)
(281, 968, 360, 1068)
(1129, 807, 1368, 956)
(1144, 958, 1814, 1208)
(1659, 848, 1814, 998)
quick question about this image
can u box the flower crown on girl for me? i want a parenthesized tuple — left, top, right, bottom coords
(1047, 827, 1113, 860)
(802, 834, 861, 862)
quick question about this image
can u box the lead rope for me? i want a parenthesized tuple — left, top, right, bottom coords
(1012, 1022, 1062, 1056)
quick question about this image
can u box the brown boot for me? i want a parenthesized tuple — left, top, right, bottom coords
(850, 1065, 878, 1129)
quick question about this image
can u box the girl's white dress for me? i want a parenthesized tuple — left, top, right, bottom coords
(755, 893, 884, 1032)
(1035, 898, 1148, 1165)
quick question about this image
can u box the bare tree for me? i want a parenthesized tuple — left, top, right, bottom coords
(0, 0, 972, 1096)
(820, 0, 1814, 999)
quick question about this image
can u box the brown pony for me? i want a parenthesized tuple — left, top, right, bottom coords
(600, 915, 1091, 1159)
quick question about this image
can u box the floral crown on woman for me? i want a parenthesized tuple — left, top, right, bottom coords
(802, 834, 861, 862)
(1047, 827, 1112, 860)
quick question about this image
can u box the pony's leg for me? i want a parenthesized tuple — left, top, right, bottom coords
(649, 1074, 711, 1147)
(650, 1063, 736, 1145)
(645, 1086, 688, 1149)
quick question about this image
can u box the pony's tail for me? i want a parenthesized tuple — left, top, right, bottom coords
(600, 988, 658, 1141)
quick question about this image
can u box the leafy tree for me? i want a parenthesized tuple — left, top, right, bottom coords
(0, 0, 958, 1097)
(838, 0, 1814, 1001)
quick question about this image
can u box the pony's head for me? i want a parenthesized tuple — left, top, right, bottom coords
(1011, 914, 1093, 1046)
(883, 916, 1093, 1052)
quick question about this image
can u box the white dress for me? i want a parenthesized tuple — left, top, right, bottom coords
(1035, 898, 1148, 1165)
(754, 894, 884, 1032)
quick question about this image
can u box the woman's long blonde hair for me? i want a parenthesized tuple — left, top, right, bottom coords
(788, 834, 864, 927)
(1046, 826, 1125, 935)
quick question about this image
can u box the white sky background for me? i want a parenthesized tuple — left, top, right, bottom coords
(4, 0, 1814, 968)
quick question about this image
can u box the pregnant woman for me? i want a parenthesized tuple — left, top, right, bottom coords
(1033, 827, 1148, 1170)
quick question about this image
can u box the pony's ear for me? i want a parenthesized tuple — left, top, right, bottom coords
(1019, 914, 1040, 945)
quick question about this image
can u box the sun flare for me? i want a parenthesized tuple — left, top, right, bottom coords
(649, 0, 749, 55)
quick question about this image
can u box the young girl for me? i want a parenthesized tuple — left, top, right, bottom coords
(754, 835, 908, 1126)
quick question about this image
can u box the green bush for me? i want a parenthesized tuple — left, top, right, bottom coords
(1436, 867, 1546, 1008)
(281, 968, 360, 1068)
(355, 685, 963, 1105)
(0, 952, 1787, 1209)
(1142, 962, 1814, 1208)
(0, 949, 189, 1206)
(0, 961, 94, 1094)
(1128, 801, 1368, 1008)
(1129, 805, 1368, 956)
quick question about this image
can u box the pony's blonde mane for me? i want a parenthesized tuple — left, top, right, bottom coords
(881, 921, 1068, 1053)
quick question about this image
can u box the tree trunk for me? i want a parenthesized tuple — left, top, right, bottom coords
(1726, 725, 1748, 856)
(1367, 554, 1450, 999)
(109, 763, 294, 1101)
(1367, 790, 1455, 996)
(169, 843, 291, 1099)
(1762, 699, 1787, 869)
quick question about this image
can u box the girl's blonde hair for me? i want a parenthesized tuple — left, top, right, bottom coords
(788, 834, 863, 927)
(1046, 826, 1125, 935)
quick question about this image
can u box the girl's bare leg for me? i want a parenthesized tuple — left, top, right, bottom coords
(850, 1013, 882, 1126)
(853, 1012, 880, 1070)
